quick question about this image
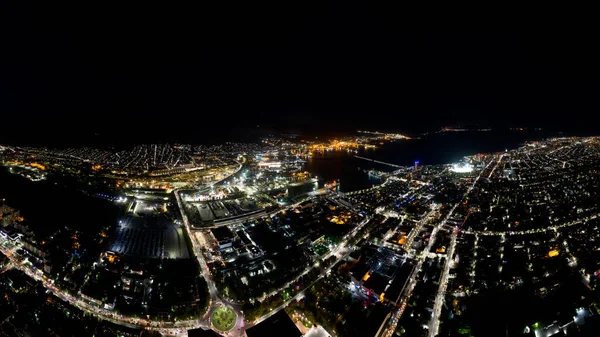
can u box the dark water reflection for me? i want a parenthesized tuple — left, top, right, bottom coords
(306, 130, 580, 192)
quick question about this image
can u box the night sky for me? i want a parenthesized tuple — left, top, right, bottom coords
(0, 3, 597, 144)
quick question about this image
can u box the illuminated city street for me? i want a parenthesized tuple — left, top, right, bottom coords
(1, 6, 597, 336)
(4, 133, 600, 337)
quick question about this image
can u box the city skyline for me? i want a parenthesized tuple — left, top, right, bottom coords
(1, 3, 599, 337)
(2, 132, 600, 337)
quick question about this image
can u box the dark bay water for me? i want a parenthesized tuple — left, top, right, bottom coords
(306, 130, 588, 192)
(0, 129, 593, 228)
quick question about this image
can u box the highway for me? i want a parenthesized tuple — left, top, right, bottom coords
(456, 213, 600, 236)
(176, 188, 373, 334)
(248, 214, 372, 327)
(427, 157, 494, 337)
(381, 158, 493, 337)
(176, 184, 335, 303)
(381, 209, 441, 337)
(175, 189, 220, 301)
(248, 249, 346, 328)
(487, 153, 505, 179)
(176, 188, 248, 337)
(403, 206, 439, 253)
(427, 228, 457, 337)
(0, 240, 195, 336)
(0, 186, 243, 337)
(0, 166, 370, 336)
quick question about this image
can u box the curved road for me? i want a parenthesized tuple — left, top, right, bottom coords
(0, 243, 197, 335)
(0, 158, 367, 336)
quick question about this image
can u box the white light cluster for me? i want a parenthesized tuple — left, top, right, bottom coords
(450, 163, 473, 173)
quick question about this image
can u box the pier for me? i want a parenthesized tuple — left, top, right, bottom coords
(354, 155, 403, 169)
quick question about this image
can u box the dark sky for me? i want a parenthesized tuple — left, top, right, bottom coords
(0, 3, 598, 144)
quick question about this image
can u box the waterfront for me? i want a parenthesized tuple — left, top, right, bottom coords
(306, 130, 571, 192)
(0, 130, 578, 200)
(2, 132, 600, 336)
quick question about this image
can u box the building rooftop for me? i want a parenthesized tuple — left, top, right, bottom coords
(363, 272, 388, 295)
(245, 310, 302, 337)
(211, 226, 234, 242)
(303, 325, 332, 337)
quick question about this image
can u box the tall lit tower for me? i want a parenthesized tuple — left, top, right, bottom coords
(414, 161, 419, 170)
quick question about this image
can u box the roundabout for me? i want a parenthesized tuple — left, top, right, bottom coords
(211, 305, 238, 332)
